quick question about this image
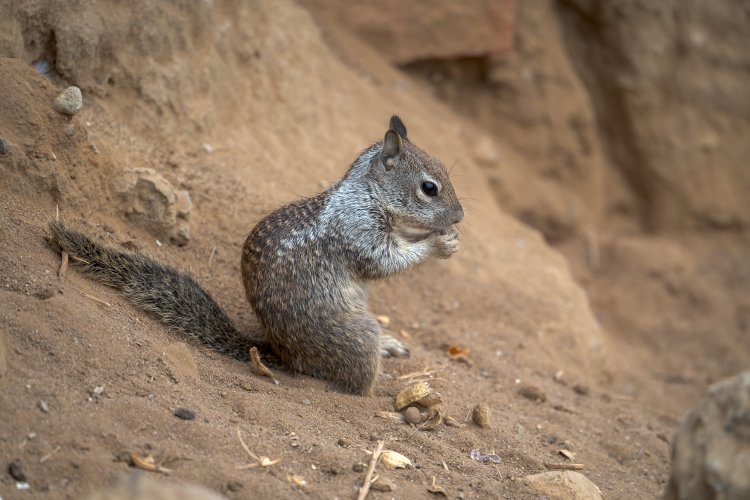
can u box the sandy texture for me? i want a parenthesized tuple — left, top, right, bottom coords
(0, 0, 746, 498)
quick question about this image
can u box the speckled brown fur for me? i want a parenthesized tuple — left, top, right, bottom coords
(50, 116, 463, 395)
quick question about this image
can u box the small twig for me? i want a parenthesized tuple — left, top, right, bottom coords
(237, 427, 260, 462)
(248, 347, 278, 384)
(544, 462, 585, 471)
(357, 440, 384, 500)
(236, 427, 281, 469)
(58, 251, 69, 279)
(397, 368, 437, 380)
(208, 246, 217, 268)
(81, 291, 111, 307)
(69, 254, 90, 264)
(130, 452, 172, 474)
(39, 445, 61, 463)
(55, 203, 59, 221)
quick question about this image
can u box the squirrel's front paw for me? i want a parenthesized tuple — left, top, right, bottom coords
(433, 229, 460, 259)
(381, 335, 410, 358)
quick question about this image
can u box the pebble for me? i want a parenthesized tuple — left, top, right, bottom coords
(337, 438, 352, 448)
(472, 403, 492, 428)
(518, 384, 547, 402)
(38, 400, 49, 413)
(352, 462, 367, 473)
(403, 406, 422, 425)
(8, 460, 26, 482)
(225, 480, 243, 492)
(302, 399, 311, 406)
(0, 137, 9, 155)
(34, 287, 57, 300)
(53, 86, 83, 115)
(573, 384, 590, 396)
(369, 433, 380, 442)
(371, 478, 396, 492)
(173, 407, 195, 420)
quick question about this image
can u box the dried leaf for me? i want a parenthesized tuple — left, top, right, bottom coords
(544, 462, 584, 470)
(559, 449, 576, 461)
(375, 411, 405, 422)
(395, 381, 443, 410)
(380, 450, 412, 469)
(288, 475, 308, 487)
(418, 407, 443, 431)
(427, 476, 448, 497)
(447, 346, 472, 365)
(444, 414, 466, 428)
(130, 452, 172, 474)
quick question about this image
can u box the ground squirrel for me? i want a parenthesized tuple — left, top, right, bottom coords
(49, 116, 464, 395)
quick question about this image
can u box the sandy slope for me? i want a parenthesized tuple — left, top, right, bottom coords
(1, 0, 738, 497)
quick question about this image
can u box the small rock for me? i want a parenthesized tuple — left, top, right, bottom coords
(403, 406, 422, 425)
(8, 460, 26, 482)
(113, 450, 131, 462)
(38, 400, 49, 413)
(664, 371, 750, 500)
(352, 462, 367, 473)
(34, 287, 57, 300)
(53, 86, 83, 115)
(371, 477, 396, 492)
(302, 399, 311, 406)
(518, 384, 547, 402)
(573, 384, 590, 396)
(369, 433, 380, 442)
(174, 407, 195, 420)
(337, 438, 352, 448)
(225, 480, 243, 492)
(520, 471, 602, 499)
(0, 137, 9, 155)
(472, 403, 492, 429)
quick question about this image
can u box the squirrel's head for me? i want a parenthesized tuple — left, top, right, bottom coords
(368, 116, 464, 238)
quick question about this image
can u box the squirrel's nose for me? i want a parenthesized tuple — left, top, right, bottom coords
(451, 206, 464, 225)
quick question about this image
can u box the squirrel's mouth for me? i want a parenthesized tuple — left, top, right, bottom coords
(394, 224, 453, 243)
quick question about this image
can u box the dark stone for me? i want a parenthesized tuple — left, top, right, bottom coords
(174, 407, 195, 420)
(8, 460, 26, 482)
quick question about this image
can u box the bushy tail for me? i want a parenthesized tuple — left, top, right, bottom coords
(48, 221, 262, 361)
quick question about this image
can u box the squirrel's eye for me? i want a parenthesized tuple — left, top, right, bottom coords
(421, 181, 438, 197)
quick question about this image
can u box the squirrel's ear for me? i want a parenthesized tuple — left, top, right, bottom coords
(382, 129, 402, 170)
(389, 115, 408, 140)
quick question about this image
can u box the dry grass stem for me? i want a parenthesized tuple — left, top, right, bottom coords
(236, 427, 281, 469)
(39, 445, 61, 463)
(543, 462, 585, 471)
(81, 291, 111, 307)
(58, 251, 68, 279)
(357, 440, 384, 500)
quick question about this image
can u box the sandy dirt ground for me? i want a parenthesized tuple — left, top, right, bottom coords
(0, 1, 748, 499)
